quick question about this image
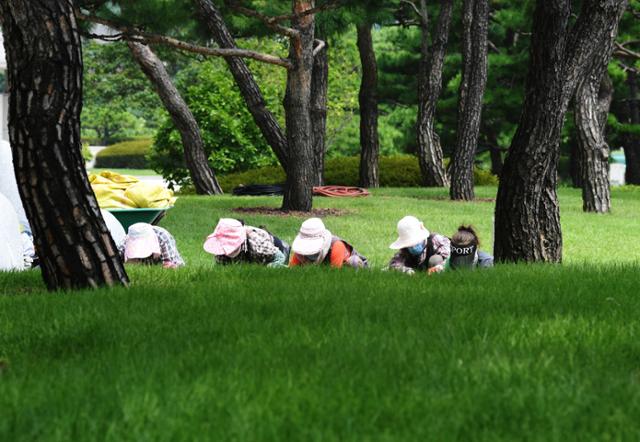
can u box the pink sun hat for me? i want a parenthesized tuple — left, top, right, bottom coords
(124, 223, 161, 261)
(203, 218, 247, 256)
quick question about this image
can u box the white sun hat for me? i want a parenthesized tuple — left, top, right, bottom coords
(292, 217, 333, 256)
(124, 223, 161, 261)
(389, 215, 430, 249)
(101, 209, 126, 249)
(0, 192, 24, 271)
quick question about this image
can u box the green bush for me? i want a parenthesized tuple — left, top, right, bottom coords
(218, 155, 498, 193)
(149, 59, 278, 186)
(94, 139, 152, 169)
(81, 143, 93, 163)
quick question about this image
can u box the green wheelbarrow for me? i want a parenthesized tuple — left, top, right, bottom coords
(107, 207, 173, 231)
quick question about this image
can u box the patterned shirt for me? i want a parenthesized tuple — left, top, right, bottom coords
(216, 226, 286, 267)
(388, 233, 451, 274)
(119, 226, 184, 267)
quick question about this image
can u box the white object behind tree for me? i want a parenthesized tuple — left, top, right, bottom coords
(0, 192, 24, 271)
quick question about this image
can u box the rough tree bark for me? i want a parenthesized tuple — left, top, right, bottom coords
(282, 0, 316, 211)
(624, 71, 640, 184)
(569, 143, 585, 188)
(0, 0, 129, 290)
(194, 0, 289, 169)
(416, 0, 453, 187)
(574, 71, 614, 212)
(494, 0, 627, 263)
(311, 39, 329, 186)
(128, 42, 222, 195)
(356, 22, 380, 188)
(450, 0, 489, 200)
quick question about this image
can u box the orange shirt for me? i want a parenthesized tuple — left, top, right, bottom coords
(290, 240, 350, 268)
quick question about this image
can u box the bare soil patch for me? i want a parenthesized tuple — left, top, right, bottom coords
(233, 207, 351, 217)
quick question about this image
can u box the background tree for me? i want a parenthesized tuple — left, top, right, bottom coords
(356, 20, 381, 188)
(410, 0, 453, 187)
(1, 0, 128, 290)
(494, 0, 627, 263)
(82, 40, 162, 145)
(450, 0, 489, 200)
(573, 67, 615, 213)
(128, 41, 223, 195)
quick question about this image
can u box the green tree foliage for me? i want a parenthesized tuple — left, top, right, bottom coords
(149, 35, 362, 186)
(82, 41, 163, 145)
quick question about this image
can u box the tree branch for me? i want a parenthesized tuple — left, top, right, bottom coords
(400, 0, 424, 20)
(77, 11, 293, 69)
(313, 39, 326, 57)
(224, 1, 298, 38)
(268, 0, 344, 23)
(614, 42, 640, 60)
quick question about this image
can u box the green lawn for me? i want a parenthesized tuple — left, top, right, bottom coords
(1, 186, 640, 440)
(89, 168, 159, 177)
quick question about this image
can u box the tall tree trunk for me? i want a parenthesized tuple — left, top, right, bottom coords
(357, 22, 380, 188)
(128, 42, 222, 195)
(569, 143, 584, 188)
(0, 0, 128, 290)
(625, 71, 640, 184)
(574, 71, 614, 213)
(450, 0, 489, 201)
(416, 0, 453, 187)
(282, 0, 316, 211)
(494, 0, 627, 263)
(194, 0, 289, 169)
(311, 39, 329, 186)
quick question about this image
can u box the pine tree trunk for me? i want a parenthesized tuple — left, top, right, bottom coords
(625, 71, 640, 185)
(574, 71, 613, 213)
(311, 39, 329, 186)
(569, 143, 584, 188)
(494, 0, 627, 263)
(450, 0, 489, 201)
(128, 42, 222, 195)
(282, 0, 316, 211)
(194, 0, 289, 169)
(357, 22, 380, 188)
(0, 0, 128, 290)
(416, 0, 453, 187)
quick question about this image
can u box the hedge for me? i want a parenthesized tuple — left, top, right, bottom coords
(94, 139, 152, 169)
(217, 155, 498, 193)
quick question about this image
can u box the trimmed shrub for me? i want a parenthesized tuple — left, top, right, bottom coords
(218, 155, 498, 193)
(94, 139, 152, 169)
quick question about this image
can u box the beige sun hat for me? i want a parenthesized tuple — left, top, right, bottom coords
(389, 216, 430, 249)
(292, 218, 332, 256)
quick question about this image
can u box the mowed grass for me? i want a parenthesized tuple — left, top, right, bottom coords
(1, 186, 640, 440)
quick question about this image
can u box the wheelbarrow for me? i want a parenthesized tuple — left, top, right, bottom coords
(107, 207, 173, 231)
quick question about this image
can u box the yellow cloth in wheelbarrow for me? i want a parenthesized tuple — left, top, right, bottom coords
(125, 182, 176, 208)
(89, 171, 176, 209)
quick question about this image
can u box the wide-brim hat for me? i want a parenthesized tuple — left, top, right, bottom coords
(101, 209, 126, 249)
(124, 222, 161, 261)
(292, 217, 332, 256)
(203, 218, 246, 256)
(389, 215, 430, 249)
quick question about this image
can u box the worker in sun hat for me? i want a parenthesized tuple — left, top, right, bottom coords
(204, 218, 289, 267)
(119, 222, 184, 269)
(387, 215, 451, 275)
(101, 209, 126, 250)
(1, 141, 37, 268)
(289, 217, 368, 268)
(449, 225, 494, 270)
(0, 192, 26, 272)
